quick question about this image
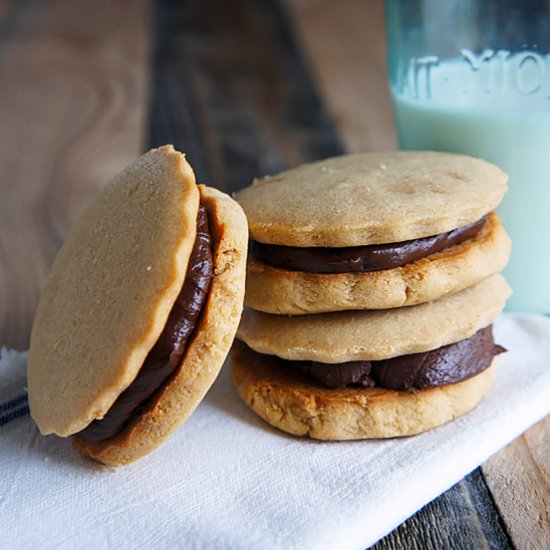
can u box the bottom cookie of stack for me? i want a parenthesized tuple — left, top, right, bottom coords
(231, 275, 511, 440)
(232, 340, 496, 440)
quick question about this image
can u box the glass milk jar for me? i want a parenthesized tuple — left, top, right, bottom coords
(385, 0, 550, 313)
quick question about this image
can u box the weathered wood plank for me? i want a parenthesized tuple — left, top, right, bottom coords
(372, 469, 512, 550)
(483, 416, 550, 550)
(284, 0, 397, 153)
(0, 0, 150, 349)
(148, 0, 342, 194)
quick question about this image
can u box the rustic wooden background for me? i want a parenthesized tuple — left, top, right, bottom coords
(0, 0, 547, 548)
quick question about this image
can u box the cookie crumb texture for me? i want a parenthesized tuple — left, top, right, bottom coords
(235, 152, 508, 247)
(231, 341, 495, 439)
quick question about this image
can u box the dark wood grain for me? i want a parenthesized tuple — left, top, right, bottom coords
(149, 1, 515, 548)
(372, 470, 512, 550)
(148, 0, 343, 194)
(483, 416, 550, 548)
(0, 0, 149, 350)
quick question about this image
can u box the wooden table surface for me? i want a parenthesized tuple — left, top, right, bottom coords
(0, 0, 548, 548)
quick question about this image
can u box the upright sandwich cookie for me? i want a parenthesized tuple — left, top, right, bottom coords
(28, 145, 248, 466)
(233, 275, 511, 439)
(235, 152, 510, 314)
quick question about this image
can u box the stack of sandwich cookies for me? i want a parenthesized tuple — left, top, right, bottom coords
(233, 152, 511, 439)
(28, 146, 248, 466)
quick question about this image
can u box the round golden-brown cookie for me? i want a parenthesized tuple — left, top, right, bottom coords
(231, 340, 495, 440)
(237, 274, 511, 363)
(245, 212, 511, 314)
(73, 185, 248, 466)
(234, 152, 508, 247)
(29, 145, 200, 436)
(28, 147, 248, 467)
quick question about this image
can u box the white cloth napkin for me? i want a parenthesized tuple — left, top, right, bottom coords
(1, 313, 549, 550)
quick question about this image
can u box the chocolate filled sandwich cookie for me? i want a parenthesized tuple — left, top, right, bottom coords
(28, 146, 248, 466)
(235, 152, 511, 314)
(233, 275, 511, 440)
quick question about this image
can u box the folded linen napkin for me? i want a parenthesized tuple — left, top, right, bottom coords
(1, 313, 549, 549)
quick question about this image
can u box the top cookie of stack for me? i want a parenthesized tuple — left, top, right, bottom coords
(236, 151, 511, 314)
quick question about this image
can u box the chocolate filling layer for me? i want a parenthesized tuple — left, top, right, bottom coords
(78, 204, 214, 442)
(293, 325, 504, 392)
(252, 216, 487, 273)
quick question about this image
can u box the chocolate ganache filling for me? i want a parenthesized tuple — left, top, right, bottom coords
(294, 325, 504, 392)
(252, 216, 487, 273)
(78, 204, 214, 442)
